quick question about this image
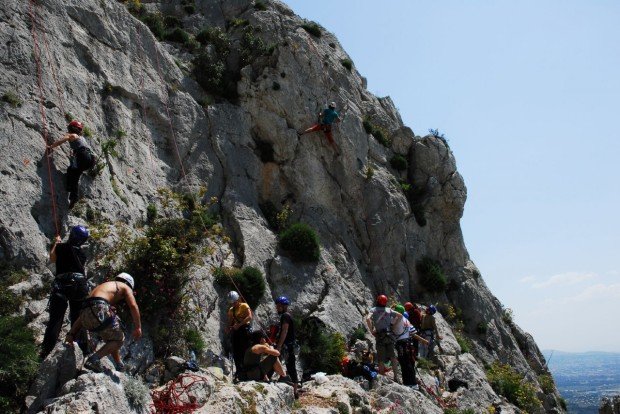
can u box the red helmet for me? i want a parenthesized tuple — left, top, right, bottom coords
(376, 294, 388, 307)
(404, 302, 414, 311)
(68, 120, 84, 133)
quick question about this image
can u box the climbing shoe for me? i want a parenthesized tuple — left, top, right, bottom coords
(83, 355, 104, 373)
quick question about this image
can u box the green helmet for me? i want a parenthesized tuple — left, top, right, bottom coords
(394, 304, 405, 314)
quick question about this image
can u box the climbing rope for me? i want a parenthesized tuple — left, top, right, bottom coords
(414, 366, 456, 409)
(148, 35, 273, 340)
(134, 24, 157, 171)
(28, 0, 60, 237)
(151, 373, 210, 413)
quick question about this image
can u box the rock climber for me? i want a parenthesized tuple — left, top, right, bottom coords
(364, 294, 400, 383)
(418, 304, 442, 359)
(404, 301, 423, 356)
(242, 330, 293, 384)
(47, 120, 95, 208)
(299, 102, 341, 152)
(274, 296, 299, 396)
(226, 290, 253, 380)
(65, 273, 142, 372)
(41, 225, 91, 359)
(392, 304, 428, 388)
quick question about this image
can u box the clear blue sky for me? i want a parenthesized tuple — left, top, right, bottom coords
(284, 0, 620, 352)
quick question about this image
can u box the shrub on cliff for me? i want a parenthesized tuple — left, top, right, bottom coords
(213, 266, 266, 309)
(486, 362, 542, 411)
(390, 154, 408, 172)
(416, 257, 447, 292)
(279, 223, 320, 262)
(296, 317, 346, 374)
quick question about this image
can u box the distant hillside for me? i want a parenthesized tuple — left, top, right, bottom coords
(545, 350, 620, 413)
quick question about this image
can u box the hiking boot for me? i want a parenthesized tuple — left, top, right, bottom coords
(115, 360, 127, 372)
(84, 355, 105, 373)
(278, 375, 294, 385)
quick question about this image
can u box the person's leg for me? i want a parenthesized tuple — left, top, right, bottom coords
(302, 124, 323, 135)
(41, 291, 68, 358)
(376, 341, 386, 374)
(285, 344, 298, 383)
(94, 340, 122, 359)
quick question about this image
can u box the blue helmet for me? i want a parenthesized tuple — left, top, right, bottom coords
(428, 304, 437, 315)
(68, 225, 89, 246)
(275, 296, 290, 305)
(403, 311, 409, 319)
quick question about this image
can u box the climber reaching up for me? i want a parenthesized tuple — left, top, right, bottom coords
(298, 102, 341, 153)
(47, 120, 96, 208)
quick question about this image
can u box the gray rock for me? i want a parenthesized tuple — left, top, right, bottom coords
(601, 396, 620, 414)
(25, 342, 83, 414)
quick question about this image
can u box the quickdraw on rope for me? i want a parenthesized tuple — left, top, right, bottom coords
(28, 0, 60, 237)
(151, 373, 210, 414)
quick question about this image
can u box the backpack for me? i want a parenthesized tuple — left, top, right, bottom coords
(372, 307, 393, 339)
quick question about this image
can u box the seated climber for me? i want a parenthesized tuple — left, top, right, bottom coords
(47, 120, 96, 208)
(299, 102, 341, 152)
(65, 273, 141, 372)
(241, 330, 292, 384)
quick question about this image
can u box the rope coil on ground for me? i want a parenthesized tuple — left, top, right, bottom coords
(151, 373, 211, 413)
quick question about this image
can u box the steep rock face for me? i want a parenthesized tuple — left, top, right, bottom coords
(0, 0, 563, 412)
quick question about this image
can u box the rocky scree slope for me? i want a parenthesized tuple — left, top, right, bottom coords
(0, 0, 563, 412)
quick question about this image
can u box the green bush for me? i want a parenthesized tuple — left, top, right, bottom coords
(348, 324, 366, 347)
(146, 203, 157, 223)
(454, 332, 471, 354)
(390, 154, 408, 171)
(164, 28, 190, 44)
(279, 223, 320, 262)
(297, 318, 346, 374)
(559, 397, 567, 410)
(229, 18, 249, 29)
(486, 362, 542, 411)
(82, 126, 94, 138)
(239, 26, 270, 67)
(362, 116, 391, 147)
(341, 59, 353, 71)
(416, 357, 437, 371)
(254, 1, 267, 11)
(301, 22, 322, 38)
(213, 266, 266, 309)
(416, 257, 447, 292)
(1, 91, 22, 108)
(538, 373, 555, 394)
(184, 329, 206, 353)
(195, 27, 230, 53)
(477, 322, 488, 335)
(141, 13, 165, 40)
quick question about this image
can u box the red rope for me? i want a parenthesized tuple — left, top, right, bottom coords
(151, 373, 210, 413)
(28, 0, 60, 237)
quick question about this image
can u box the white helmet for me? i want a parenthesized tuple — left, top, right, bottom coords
(116, 272, 135, 289)
(227, 291, 240, 304)
(329, 101, 336, 108)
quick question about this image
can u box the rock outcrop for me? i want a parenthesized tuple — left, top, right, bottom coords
(601, 396, 620, 414)
(0, 0, 565, 412)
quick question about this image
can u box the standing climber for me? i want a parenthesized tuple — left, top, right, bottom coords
(299, 102, 341, 152)
(405, 301, 423, 356)
(41, 225, 91, 359)
(418, 304, 442, 359)
(66, 273, 141, 372)
(47, 120, 95, 208)
(226, 290, 253, 379)
(274, 296, 299, 396)
(392, 304, 428, 387)
(365, 294, 400, 382)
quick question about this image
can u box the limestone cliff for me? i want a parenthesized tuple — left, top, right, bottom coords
(0, 0, 565, 412)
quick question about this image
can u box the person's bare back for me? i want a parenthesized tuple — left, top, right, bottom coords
(90, 280, 131, 305)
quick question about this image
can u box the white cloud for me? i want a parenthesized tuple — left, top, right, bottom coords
(555, 283, 620, 304)
(532, 272, 596, 289)
(519, 276, 536, 284)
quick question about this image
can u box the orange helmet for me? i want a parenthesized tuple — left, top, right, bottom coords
(404, 302, 414, 311)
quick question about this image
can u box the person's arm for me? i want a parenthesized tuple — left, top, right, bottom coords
(124, 287, 142, 339)
(364, 313, 375, 335)
(49, 133, 78, 149)
(49, 236, 62, 263)
(412, 333, 429, 345)
(233, 307, 253, 330)
(276, 322, 289, 350)
(257, 344, 280, 357)
(65, 315, 83, 344)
